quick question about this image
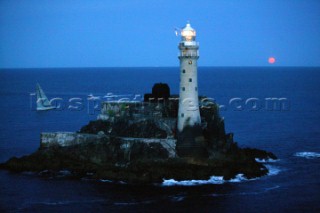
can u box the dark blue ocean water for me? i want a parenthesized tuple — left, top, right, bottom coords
(0, 67, 319, 212)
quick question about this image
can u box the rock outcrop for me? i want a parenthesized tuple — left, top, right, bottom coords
(0, 137, 275, 183)
(0, 86, 277, 184)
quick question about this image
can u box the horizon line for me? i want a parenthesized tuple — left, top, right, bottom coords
(1, 65, 320, 70)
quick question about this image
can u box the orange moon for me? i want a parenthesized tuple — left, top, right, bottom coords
(268, 57, 276, 64)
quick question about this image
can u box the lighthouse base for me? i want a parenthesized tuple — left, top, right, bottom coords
(176, 125, 208, 158)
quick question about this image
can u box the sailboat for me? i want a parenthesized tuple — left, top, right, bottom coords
(36, 83, 55, 111)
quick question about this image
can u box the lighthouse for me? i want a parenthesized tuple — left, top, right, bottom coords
(177, 22, 201, 132)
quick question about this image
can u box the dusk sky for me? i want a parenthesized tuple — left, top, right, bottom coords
(0, 0, 319, 68)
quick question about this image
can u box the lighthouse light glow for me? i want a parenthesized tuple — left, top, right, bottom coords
(181, 30, 196, 41)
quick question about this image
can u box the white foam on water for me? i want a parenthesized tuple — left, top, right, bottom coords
(56, 170, 72, 178)
(265, 164, 281, 176)
(228, 174, 249, 182)
(100, 179, 113, 183)
(162, 176, 225, 186)
(99, 179, 127, 184)
(294, 152, 320, 159)
(162, 164, 282, 186)
(255, 158, 279, 163)
(162, 174, 257, 186)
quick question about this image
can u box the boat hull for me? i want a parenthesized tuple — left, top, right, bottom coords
(36, 106, 56, 111)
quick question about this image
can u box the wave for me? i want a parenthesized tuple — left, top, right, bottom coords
(99, 164, 281, 187)
(162, 174, 254, 186)
(162, 165, 281, 186)
(265, 164, 281, 176)
(228, 174, 254, 182)
(162, 176, 224, 186)
(100, 179, 127, 184)
(100, 179, 113, 183)
(255, 158, 279, 163)
(294, 152, 320, 159)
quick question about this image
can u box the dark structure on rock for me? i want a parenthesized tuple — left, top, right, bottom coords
(144, 83, 170, 102)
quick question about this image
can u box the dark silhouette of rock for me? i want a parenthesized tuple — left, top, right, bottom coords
(79, 120, 111, 134)
(0, 138, 273, 183)
(0, 85, 278, 184)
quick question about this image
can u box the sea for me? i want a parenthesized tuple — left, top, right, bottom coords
(0, 67, 319, 212)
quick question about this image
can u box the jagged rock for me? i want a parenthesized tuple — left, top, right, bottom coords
(80, 119, 167, 139)
(129, 142, 169, 161)
(79, 120, 111, 134)
(124, 120, 167, 138)
(0, 141, 271, 183)
(242, 148, 277, 160)
(0, 88, 277, 184)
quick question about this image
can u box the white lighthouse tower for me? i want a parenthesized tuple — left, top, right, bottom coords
(177, 22, 201, 132)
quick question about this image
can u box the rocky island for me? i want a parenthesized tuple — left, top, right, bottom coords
(0, 23, 277, 184)
(0, 83, 276, 184)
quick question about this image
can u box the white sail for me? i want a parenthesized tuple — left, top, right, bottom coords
(36, 83, 55, 110)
